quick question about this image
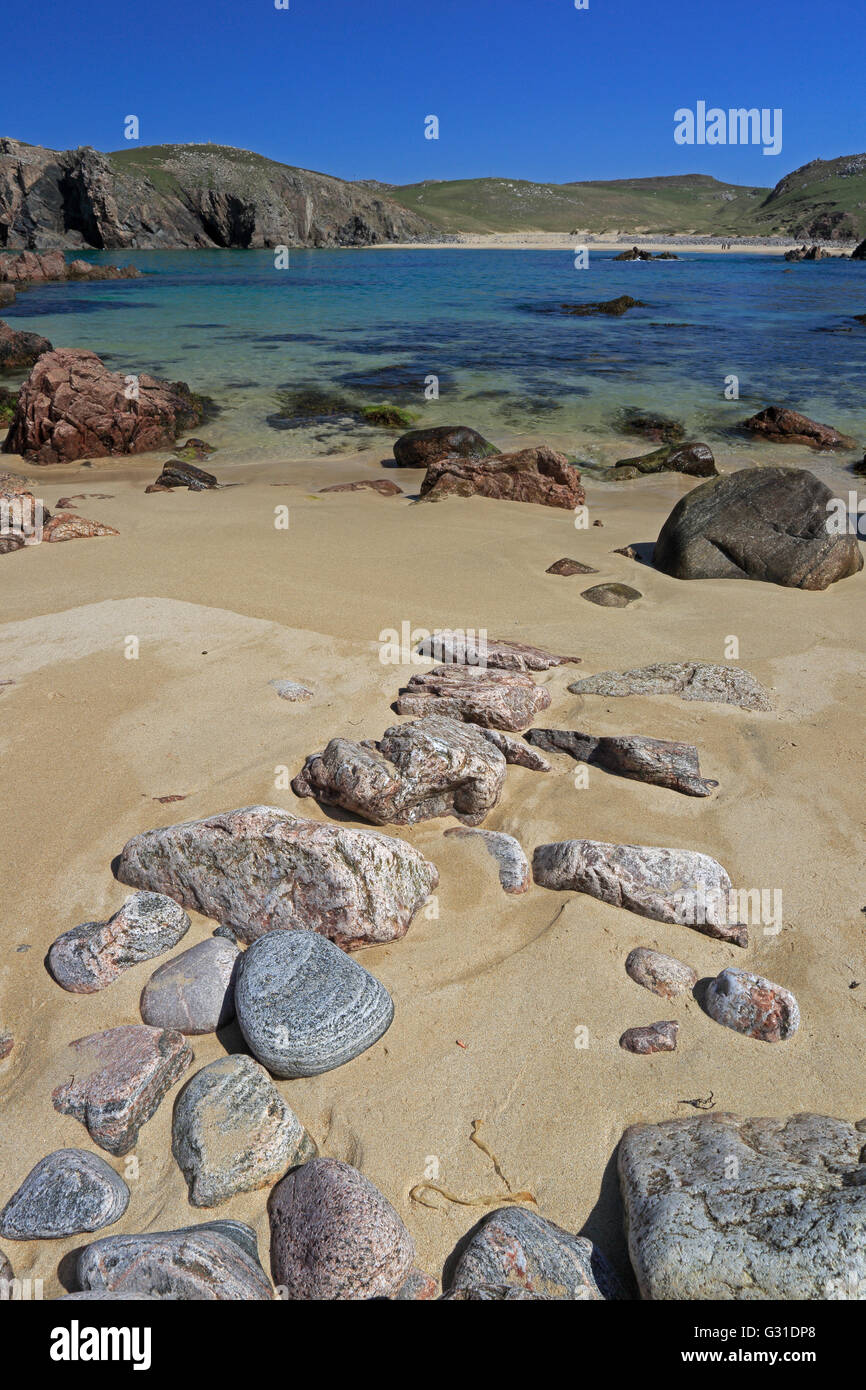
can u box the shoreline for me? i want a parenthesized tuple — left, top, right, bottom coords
(367, 232, 857, 255)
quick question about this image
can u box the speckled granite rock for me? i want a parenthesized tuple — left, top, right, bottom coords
(419, 444, 586, 510)
(139, 937, 239, 1034)
(441, 1283, 551, 1300)
(568, 661, 772, 711)
(705, 968, 800, 1042)
(0, 1149, 129, 1239)
(444, 827, 530, 894)
(172, 1055, 316, 1207)
(477, 726, 550, 770)
(52, 1025, 194, 1155)
(269, 1157, 414, 1299)
(619, 1112, 866, 1299)
(525, 729, 717, 796)
(114, 805, 438, 950)
(414, 632, 580, 670)
(620, 1021, 679, 1054)
(396, 665, 551, 732)
(625, 947, 697, 998)
(269, 679, 312, 701)
(56, 1291, 163, 1301)
(392, 1267, 439, 1300)
(235, 930, 393, 1078)
(292, 716, 506, 826)
(47, 892, 190, 994)
(76, 1220, 272, 1300)
(446, 1206, 624, 1300)
(581, 582, 642, 607)
(532, 839, 747, 946)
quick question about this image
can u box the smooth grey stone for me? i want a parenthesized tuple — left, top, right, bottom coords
(76, 1220, 272, 1300)
(140, 937, 239, 1034)
(172, 1055, 316, 1206)
(446, 1206, 625, 1300)
(0, 1148, 129, 1239)
(235, 930, 394, 1078)
(47, 891, 190, 994)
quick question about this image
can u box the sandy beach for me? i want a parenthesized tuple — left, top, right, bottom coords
(367, 232, 857, 255)
(2, 433, 865, 1296)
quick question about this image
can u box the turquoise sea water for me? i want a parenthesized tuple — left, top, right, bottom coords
(3, 248, 865, 467)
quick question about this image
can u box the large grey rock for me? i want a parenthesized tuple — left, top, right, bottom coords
(140, 937, 239, 1034)
(619, 1112, 866, 1299)
(47, 892, 190, 994)
(568, 661, 772, 712)
(654, 467, 863, 589)
(235, 930, 393, 1078)
(292, 716, 506, 826)
(532, 839, 747, 946)
(396, 665, 551, 732)
(525, 729, 717, 797)
(269, 1157, 414, 1299)
(0, 1149, 129, 1239)
(76, 1220, 272, 1300)
(172, 1055, 316, 1207)
(704, 968, 800, 1043)
(114, 805, 438, 950)
(446, 1206, 624, 1300)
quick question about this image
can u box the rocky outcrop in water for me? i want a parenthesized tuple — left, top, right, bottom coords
(0, 320, 52, 370)
(743, 405, 855, 448)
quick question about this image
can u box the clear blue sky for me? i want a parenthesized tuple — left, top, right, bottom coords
(3, 0, 863, 187)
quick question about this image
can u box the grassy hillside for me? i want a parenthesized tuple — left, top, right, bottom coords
(747, 154, 866, 239)
(108, 143, 338, 195)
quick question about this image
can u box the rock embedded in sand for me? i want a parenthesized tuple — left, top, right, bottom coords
(0, 1032, 12, 1060)
(524, 729, 717, 797)
(235, 930, 394, 1078)
(269, 678, 312, 701)
(48, 890, 191, 994)
(568, 660, 771, 712)
(42, 511, 119, 542)
(444, 826, 530, 894)
(581, 582, 642, 607)
(546, 557, 599, 576)
(0, 1250, 11, 1284)
(419, 444, 586, 510)
(392, 425, 498, 469)
(172, 1055, 316, 1207)
(532, 839, 747, 946)
(292, 716, 507, 826)
(396, 665, 551, 732)
(268, 1157, 414, 1300)
(0, 319, 52, 371)
(139, 937, 239, 1034)
(52, 1024, 194, 1156)
(2, 348, 210, 464)
(625, 947, 697, 999)
(393, 1268, 439, 1300)
(113, 805, 439, 950)
(602, 441, 717, 481)
(705, 968, 799, 1042)
(446, 1206, 625, 1300)
(76, 1221, 272, 1300)
(415, 631, 580, 671)
(319, 478, 403, 495)
(654, 467, 863, 589)
(0, 1148, 129, 1240)
(743, 405, 855, 449)
(477, 726, 550, 770)
(151, 460, 217, 490)
(619, 1112, 866, 1299)
(619, 1020, 679, 1054)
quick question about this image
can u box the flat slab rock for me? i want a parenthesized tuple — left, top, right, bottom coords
(319, 479, 402, 495)
(619, 1112, 866, 1299)
(532, 840, 747, 946)
(235, 930, 393, 1078)
(0, 1149, 129, 1240)
(76, 1220, 272, 1300)
(581, 582, 642, 607)
(140, 937, 239, 1034)
(396, 664, 551, 732)
(446, 1206, 625, 1300)
(172, 1055, 316, 1207)
(269, 1157, 414, 1299)
(568, 661, 771, 712)
(620, 1021, 679, 1054)
(625, 947, 697, 998)
(444, 827, 530, 894)
(419, 444, 586, 510)
(113, 805, 438, 950)
(525, 728, 717, 796)
(546, 557, 599, 576)
(292, 716, 506, 827)
(705, 968, 799, 1042)
(52, 1025, 193, 1156)
(48, 891, 190, 994)
(414, 631, 580, 671)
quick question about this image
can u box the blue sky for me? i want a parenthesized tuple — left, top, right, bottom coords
(3, 0, 863, 187)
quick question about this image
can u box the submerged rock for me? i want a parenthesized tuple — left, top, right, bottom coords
(654, 467, 863, 589)
(48, 891, 191, 994)
(444, 827, 530, 894)
(743, 405, 855, 449)
(568, 660, 771, 712)
(396, 665, 551, 732)
(581, 582, 642, 607)
(625, 947, 697, 999)
(292, 716, 506, 826)
(235, 930, 393, 1078)
(705, 968, 800, 1042)
(268, 1157, 414, 1300)
(393, 425, 498, 469)
(532, 839, 747, 946)
(415, 631, 580, 670)
(619, 1112, 866, 1299)
(113, 805, 438, 950)
(76, 1221, 272, 1300)
(445, 1206, 624, 1300)
(419, 444, 585, 510)
(620, 1021, 679, 1054)
(557, 295, 646, 316)
(0, 1149, 129, 1240)
(613, 406, 685, 440)
(602, 442, 717, 481)
(139, 937, 239, 1034)
(524, 729, 717, 796)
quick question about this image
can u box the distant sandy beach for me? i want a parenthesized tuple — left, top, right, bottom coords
(369, 232, 856, 255)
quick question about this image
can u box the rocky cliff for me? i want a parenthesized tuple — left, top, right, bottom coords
(0, 139, 436, 250)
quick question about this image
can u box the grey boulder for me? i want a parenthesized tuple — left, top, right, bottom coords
(705, 968, 800, 1043)
(140, 937, 239, 1034)
(76, 1220, 272, 1300)
(0, 1149, 129, 1240)
(446, 1206, 625, 1300)
(568, 661, 772, 712)
(47, 891, 190, 994)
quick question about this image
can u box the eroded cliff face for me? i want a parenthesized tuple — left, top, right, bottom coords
(0, 139, 435, 249)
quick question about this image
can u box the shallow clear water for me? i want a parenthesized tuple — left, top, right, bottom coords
(4, 248, 865, 466)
